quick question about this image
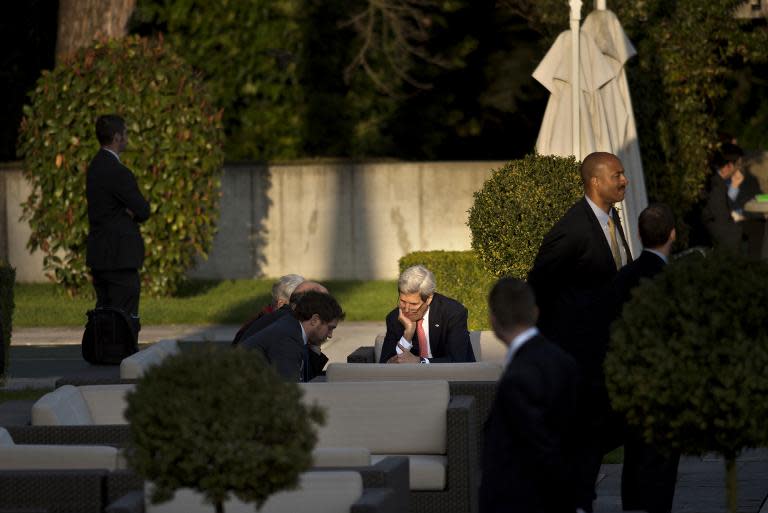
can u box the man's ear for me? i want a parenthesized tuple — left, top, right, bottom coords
(425, 294, 434, 306)
(310, 313, 321, 326)
(669, 227, 677, 243)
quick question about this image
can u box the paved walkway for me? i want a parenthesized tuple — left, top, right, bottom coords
(2, 324, 767, 512)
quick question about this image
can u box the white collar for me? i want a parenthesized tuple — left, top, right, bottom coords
(505, 327, 539, 366)
(644, 248, 668, 264)
(299, 322, 308, 345)
(103, 147, 121, 162)
(585, 195, 614, 225)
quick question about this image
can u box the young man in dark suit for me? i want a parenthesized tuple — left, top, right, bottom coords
(241, 291, 344, 382)
(86, 114, 150, 332)
(379, 264, 475, 364)
(702, 143, 764, 257)
(480, 277, 581, 513)
(613, 203, 680, 513)
(528, 151, 632, 511)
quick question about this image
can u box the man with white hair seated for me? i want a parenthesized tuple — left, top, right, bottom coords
(232, 274, 305, 345)
(380, 264, 475, 363)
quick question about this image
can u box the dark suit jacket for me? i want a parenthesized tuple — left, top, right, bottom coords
(240, 313, 328, 382)
(379, 293, 475, 363)
(86, 149, 150, 270)
(233, 304, 289, 345)
(702, 172, 762, 251)
(613, 250, 666, 308)
(480, 334, 582, 513)
(528, 197, 632, 379)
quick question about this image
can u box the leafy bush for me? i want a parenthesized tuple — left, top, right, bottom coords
(606, 250, 768, 513)
(132, 0, 304, 161)
(0, 262, 15, 380)
(17, 36, 224, 296)
(125, 345, 325, 511)
(399, 251, 494, 330)
(467, 154, 582, 279)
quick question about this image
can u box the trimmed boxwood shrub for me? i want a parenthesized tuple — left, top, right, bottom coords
(0, 262, 15, 380)
(468, 154, 582, 279)
(17, 36, 224, 296)
(125, 345, 325, 512)
(400, 251, 494, 330)
(606, 250, 768, 513)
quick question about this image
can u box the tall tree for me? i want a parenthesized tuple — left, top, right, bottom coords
(55, 0, 135, 63)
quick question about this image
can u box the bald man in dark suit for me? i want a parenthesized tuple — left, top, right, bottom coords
(528, 152, 632, 512)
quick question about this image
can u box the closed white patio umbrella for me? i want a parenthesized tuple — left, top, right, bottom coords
(533, 3, 648, 255)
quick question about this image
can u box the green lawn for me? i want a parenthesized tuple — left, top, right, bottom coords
(14, 280, 398, 327)
(0, 387, 51, 403)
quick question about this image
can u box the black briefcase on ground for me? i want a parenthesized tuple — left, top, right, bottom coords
(81, 307, 139, 364)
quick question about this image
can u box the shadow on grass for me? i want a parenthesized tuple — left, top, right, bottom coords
(173, 279, 222, 298)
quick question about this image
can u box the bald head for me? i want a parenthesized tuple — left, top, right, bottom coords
(581, 152, 627, 211)
(293, 281, 328, 295)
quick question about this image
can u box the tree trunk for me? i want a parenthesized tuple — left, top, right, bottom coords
(215, 500, 225, 513)
(55, 0, 136, 64)
(725, 456, 738, 513)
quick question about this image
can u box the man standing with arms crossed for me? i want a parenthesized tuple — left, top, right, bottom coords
(86, 114, 150, 335)
(528, 151, 632, 512)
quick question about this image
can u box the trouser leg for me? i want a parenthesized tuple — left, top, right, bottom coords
(91, 269, 141, 332)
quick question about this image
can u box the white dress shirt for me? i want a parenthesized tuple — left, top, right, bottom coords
(585, 195, 629, 266)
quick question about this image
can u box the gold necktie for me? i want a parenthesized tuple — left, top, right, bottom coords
(607, 216, 622, 270)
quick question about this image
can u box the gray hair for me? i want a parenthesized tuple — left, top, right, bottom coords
(398, 265, 436, 300)
(272, 274, 305, 304)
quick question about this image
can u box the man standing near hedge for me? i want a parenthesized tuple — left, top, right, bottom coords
(528, 151, 632, 512)
(380, 264, 475, 364)
(86, 114, 150, 333)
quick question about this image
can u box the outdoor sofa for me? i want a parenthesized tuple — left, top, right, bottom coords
(300, 380, 478, 513)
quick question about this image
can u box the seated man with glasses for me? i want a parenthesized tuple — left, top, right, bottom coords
(380, 265, 475, 364)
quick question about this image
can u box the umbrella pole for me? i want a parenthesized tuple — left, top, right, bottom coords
(595, 0, 606, 9)
(570, 0, 582, 160)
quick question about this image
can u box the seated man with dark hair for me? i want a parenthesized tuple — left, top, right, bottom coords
(380, 264, 475, 364)
(241, 291, 345, 382)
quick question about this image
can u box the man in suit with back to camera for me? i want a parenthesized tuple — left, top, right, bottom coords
(613, 203, 680, 513)
(240, 290, 344, 382)
(86, 114, 150, 333)
(480, 277, 581, 513)
(528, 151, 632, 511)
(379, 264, 475, 364)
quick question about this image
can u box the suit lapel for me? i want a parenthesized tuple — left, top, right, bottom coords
(581, 199, 616, 270)
(427, 294, 443, 356)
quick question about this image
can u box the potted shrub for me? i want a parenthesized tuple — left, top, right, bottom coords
(467, 153, 582, 279)
(124, 345, 325, 513)
(605, 250, 768, 513)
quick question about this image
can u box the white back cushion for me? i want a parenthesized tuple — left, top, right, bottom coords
(79, 384, 134, 424)
(374, 334, 385, 363)
(145, 471, 363, 513)
(0, 444, 121, 470)
(120, 340, 179, 379)
(0, 427, 14, 446)
(32, 385, 93, 425)
(478, 331, 506, 362)
(326, 362, 502, 382)
(300, 381, 449, 454)
(312, 447, 371, 467)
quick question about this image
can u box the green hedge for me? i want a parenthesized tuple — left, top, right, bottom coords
(399, 251, 494, 330)
(17, 36, 224, 296)
(468, 154, 582, 280)
(0, 263, 15, 380)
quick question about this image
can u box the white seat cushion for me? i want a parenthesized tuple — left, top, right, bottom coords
(32, 385, 93, 425)
(312, 447, 371, 467)
(300, 381, 449, 455)
(0, 444, 122, 470)
(79, 384, 134, 424)
(120, 340, 178, 379)
(145, 471, 363, 513)
(371, 454, 446, 490)
(326, 362, 502, 382)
